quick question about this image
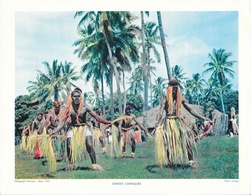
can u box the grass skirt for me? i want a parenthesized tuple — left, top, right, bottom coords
(155, 117, 196, 167)
(69, 126, 87, 164)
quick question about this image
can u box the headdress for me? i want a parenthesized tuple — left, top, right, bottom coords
(125, 105, 132, 111)
(63, 88, 83, 124)
(37, 112, 43, 116)
(53, 101, 61, 107)
(72, 87, 82, 94)
(166, 77, 181, 116)
(168, 77, 179, 86)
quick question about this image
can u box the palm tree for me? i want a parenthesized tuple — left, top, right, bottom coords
(74, 11, 140, 117)
(183, 79, 193, 104)
(152, 77, 167, 107)
(203, 78, 220, 102)
(144, 21, 161, 108)
(85, 90, 102, 107)
(27, 60, 81, 107)
(127, 67, 144, 95)
(215, 79, 233, 113)
(203, 48, 236, 113)
(60, 61, 82, 96)
(186, 73, 206, 105)
(157, 11, 171, 80)
(171, 65, 187, 90)
(140, 11, 148, 129)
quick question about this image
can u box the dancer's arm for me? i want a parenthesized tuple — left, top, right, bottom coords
(182, 99, 209, 121)
(51, 117, 67, 135)
(87, 107, 111, 125)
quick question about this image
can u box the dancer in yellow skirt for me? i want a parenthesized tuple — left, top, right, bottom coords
(119, 105, 147, 158)
(90, 108, 106, 154)
(154, 78, 210, 168)
(44, 101, 66, 161)
(51, 88, 111, 171)
(31, 112, 44, 158)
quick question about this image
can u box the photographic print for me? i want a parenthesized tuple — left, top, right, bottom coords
(1, 1, 251, 195)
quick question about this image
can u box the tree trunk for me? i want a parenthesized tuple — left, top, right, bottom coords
(147, 48, 153, 108)
(102, 12, 123, 116)
(109, 70, 114, 120)
(157, 11, 172, 80)
(100, 66, 106, 115)
(141, 11, 148, 131)
(220, 88, 225, 113)
(123, 71, 126, 114)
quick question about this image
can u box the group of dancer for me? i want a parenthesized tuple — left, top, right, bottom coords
(20, 78, 213, 172)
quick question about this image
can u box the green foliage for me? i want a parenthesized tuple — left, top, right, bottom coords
(104, 92, 143, 120)
(15, 136, 238, 179)
(15, 95, 38, 137)
(215, 90, 238, 115)
(27, 60, 81, 106)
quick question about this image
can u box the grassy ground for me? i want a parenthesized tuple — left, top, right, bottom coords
(15, 135, 238, 179)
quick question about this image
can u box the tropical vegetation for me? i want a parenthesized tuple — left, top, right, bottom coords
(15, 12, 238, 140)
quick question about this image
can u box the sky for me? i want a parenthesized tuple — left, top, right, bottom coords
(15, 11, 239, 97)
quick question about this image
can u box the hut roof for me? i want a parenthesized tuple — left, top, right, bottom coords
(136, 103, 223, 129)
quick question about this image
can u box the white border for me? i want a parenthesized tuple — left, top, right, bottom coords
(1, 0, 250, 194)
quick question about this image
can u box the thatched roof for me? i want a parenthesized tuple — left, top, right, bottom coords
(136, 103, 224, 130)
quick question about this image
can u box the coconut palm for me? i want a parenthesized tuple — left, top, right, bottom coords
(203, 48, 236, 113)
(203, 78, 220, 102)
(186, 73, 206, 105)
(60, 61, 82, 96)
(27, 60, 81, 107)
(143, 21, 161, 108)
(157, 11, 172, 80)
(74, 11, 140, 117)
(73, 17, 110, 115)
(100, 11, 140, 115)
(171, 65, 187, 90)
(140, 11, 148, 129)
(127, 67, 144, 95)
(152, 77, 167, 107)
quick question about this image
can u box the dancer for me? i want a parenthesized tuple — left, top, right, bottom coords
(31, 112, 43, 134)
(31, 112, 44, 158)
(45, 101, 66, 160)
(51, 87, 111, 171)
(154, 78, 210, 168)
(90, 108, 106, 154)
(119, 105, 147, 158)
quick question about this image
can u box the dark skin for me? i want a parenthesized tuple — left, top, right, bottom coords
(90, 110, 106, 149)
(45, 103, 63, 133)
(119, 108, 147, 155)
(31, 114, 43, 134)
(51, 92, 110, 134)
(120, 109, 147, 133)
(51, 91, 111, 168)
(155, 86, 209, 128)
(155, 85, 210, 162)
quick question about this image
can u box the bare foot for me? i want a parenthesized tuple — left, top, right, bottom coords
(92, 164, 104, 171)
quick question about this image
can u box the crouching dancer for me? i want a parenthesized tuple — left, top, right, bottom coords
(155, 78, 210, 168)
(51, 88, 111, 171)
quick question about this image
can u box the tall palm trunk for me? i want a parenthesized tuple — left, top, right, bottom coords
(157, 11, 171, 80)
(100, 63, 106, 115)
(123, 71, 126, 114)
(220, 88, 225, 113)
(54, 86, 59, 101)
(102, 12, 123, 116)
(147, 47, 153, 108)
(141, 11, 148, 130)
(109, 70, 114, 120)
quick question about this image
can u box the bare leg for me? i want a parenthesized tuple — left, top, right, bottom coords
(65, 138, 76, 171)
(86, 135, 96, 164)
